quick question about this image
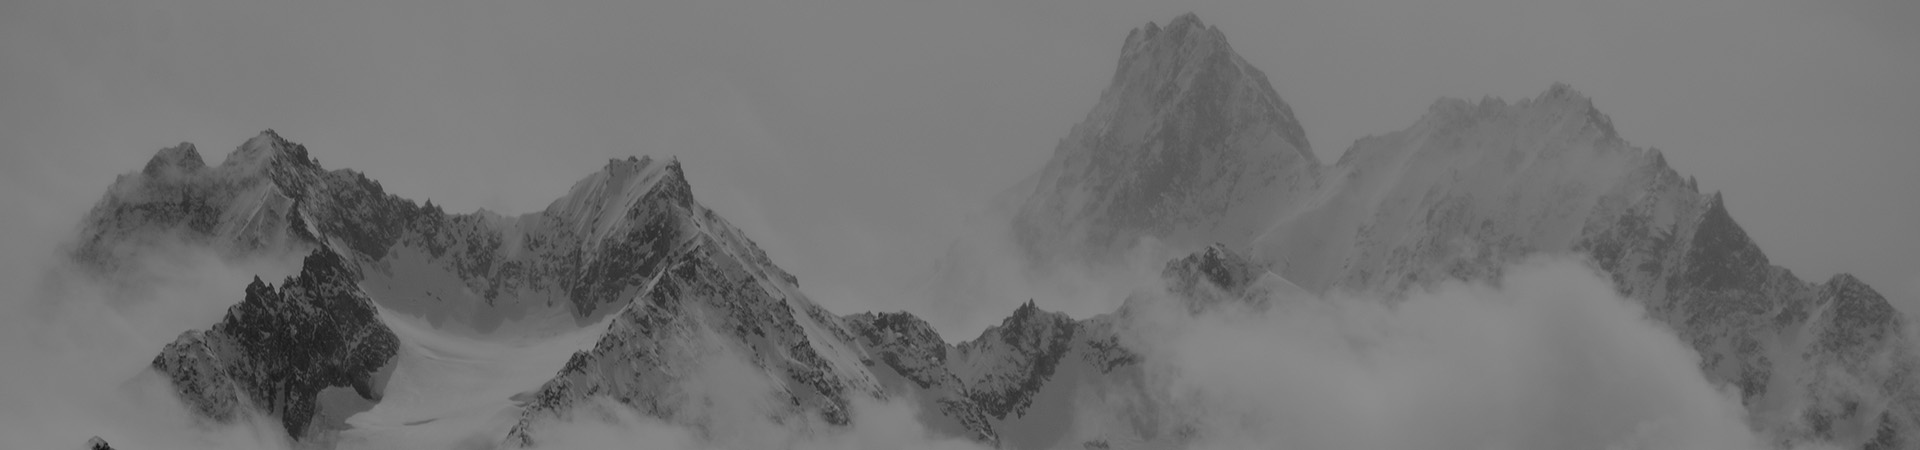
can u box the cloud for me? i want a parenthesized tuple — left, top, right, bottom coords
(1128, 257, 1774, 450)
(522, 256, 1799, 450)
(911, 211, 1177, 340)
(0, 235, 306, 450)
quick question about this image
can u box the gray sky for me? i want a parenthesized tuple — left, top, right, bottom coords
(2, 0, 1916, 322)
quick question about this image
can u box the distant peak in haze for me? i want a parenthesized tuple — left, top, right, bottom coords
(1124, 12, 1216, 50)
(1008, 12, 1323, 262)
(141, 142, 206, 176)
(1414, 82, 1621, 145)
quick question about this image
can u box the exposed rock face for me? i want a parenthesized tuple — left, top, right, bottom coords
(1160, 242, 1308, 312)
(953, 300, 1079, 421)
(1009, 13, 1320, 264)
(76, 131, 777, 335)
(843, 311, 999, 443)
(995, 12, 1916, 449)
(76, 133, 323, 270)
(149, 247, 399, 440)
(1310, 87, 1920, 447)
(89, 133, 865, 446)
(872, 246, 1270, 450)
(503, 220, 881, 446)
(77, 11, 1915, 450)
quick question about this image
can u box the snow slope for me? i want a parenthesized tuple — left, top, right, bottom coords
(996, 12, 1917, 449)
(76, 11, 1918, 450)
(81, 133, 965, 448)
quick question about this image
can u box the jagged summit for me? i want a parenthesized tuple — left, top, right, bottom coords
(75, 12, 1920, 450)
(1009, 12, 1319, 263)
(1164, 243, 1260, 293)
(141, 142, 206, 176)
(1815, 273, 1902, 354)
(1408, 83, 1621, 149)
(150, 246, 398, 441)
(221, 129, 322, 174)
(93, 131, 901, 447)
(1111, 13, 1308, 156)
(1158, 243, 1306, 313)
(1121, 13, 1225, 61)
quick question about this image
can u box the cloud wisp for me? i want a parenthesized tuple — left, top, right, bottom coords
(1127, 257, 1773, 450)
(0, 236, 306, 450)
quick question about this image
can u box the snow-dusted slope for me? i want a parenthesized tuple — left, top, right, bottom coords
(1234, 84, 1918, 448)
(80, 132, 942, 448)
(503, 190, 885, 446)
(1250, 86, 1650, 292)
(989, 12, 1917, 449)
(1007, 13, 1320, 264)
(77, 131, 796, 339)
(842, 311, 1000, 443)
(866, 244, 1289, 450)
(76, 11, 1917, 450)
(149, 247, 399, 443)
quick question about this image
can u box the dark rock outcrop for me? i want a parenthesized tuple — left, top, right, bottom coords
(149, 247, 398, 440)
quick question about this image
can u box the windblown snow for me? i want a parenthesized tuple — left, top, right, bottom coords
(29, 11, 1915, 450)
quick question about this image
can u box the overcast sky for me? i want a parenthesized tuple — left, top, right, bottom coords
(2, 0, 1916, 320)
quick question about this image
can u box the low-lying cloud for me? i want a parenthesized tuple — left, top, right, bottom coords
(531, 256, 1794, 450)
(1134, 256, 1776, 450)
(913, 214, 1178, 341)
(0, 236, 305, 450)
(0, 176, 1803, 450)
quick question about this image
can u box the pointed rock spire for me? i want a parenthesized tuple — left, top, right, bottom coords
(1010, 12, 1320, 261)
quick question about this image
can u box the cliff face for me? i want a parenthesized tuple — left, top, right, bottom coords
(149, 247, 398, 441)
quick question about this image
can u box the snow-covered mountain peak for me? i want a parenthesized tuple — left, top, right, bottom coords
(1008, 13, 1320, 263)
(1815, 273, 1903, 347)
(1165, 11, 1204, 29)
(150, 246, 399, 442)
(1122, 13, 1219, 55)
(220, 129, 321, 174)
(1408, 83, 1620, 149)
(543, 154, 695, 247)
(140, 142, 206, 177)
(1109, 14, 1307, 156)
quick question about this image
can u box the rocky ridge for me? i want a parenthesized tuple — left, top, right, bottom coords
(72, 11, 1916, 450)
(1002, 13, 1916, 450)
(148, 247, 399, 441)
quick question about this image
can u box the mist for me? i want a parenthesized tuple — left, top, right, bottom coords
(1, 0, 1912, 446)
(0, 230, 306, 448)
(1126, 257, 1789, 450)
(0, 148, 1814, 450)
(522, 256, 1805, 450)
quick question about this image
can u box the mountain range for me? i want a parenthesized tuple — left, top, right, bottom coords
(71, 12, 1911, 450)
